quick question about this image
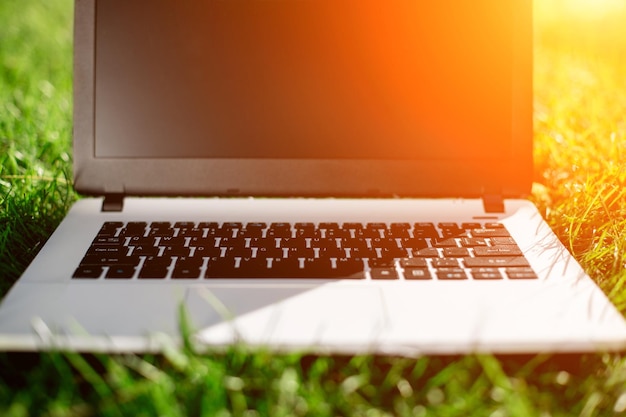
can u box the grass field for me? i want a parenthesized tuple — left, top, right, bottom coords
(2, 0, 626, 415)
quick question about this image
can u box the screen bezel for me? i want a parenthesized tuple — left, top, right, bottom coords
(73, 0, 532, 198)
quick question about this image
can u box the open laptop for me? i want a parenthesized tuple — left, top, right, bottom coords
(1, 0, 626, 355)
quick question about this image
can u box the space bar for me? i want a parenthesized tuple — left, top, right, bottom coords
(204, 261, 366, 279)
(463, 257, 530, 267)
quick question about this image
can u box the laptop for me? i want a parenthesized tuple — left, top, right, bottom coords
(1, 0, 625, 355)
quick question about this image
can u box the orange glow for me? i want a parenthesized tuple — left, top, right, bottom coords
(534, 0, 626, 61)
(537, 0, 625, 19)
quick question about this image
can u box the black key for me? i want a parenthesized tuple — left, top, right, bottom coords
(205, 257, 238, 278)
(370, 237, 399, 250)
(239, 223, 266, 238)
(319, 247, 346, 259)
(311, 237, 340, 249)
(473, 246, 523, 257)
(80, 254, 140, 267)
(340, 238, 369, 250)
(143, 255, 173, 267)
(96, 223, 122, 238)
(324, 228, 350, 238)
(270, 257, 301, 276)
(217, 223, 241, 237)
(87, 245, 126, 256)
(92, 236, 124, 246)
(149, 222, 174, 237)
(413, 223, 439, 239)
(379, 246, 408, 259)
(131, 245, 159, 256)
(176, 256, 204, 269)
(368, 258, 396, 268)
(370, 268, 399, 280)
(364, 223, 387, 238)
(255, 246, 284, 259)
(471, 228, 511, 238)
(301, 258, 343, 278)
(399, 258, 428, 268)
(471, 267, 500, 274)
(150, 221, 171, 229)
(178, 227, 204, 237)
(222, 222, 243, 229)
(507, 273, 537, 280)
(190, 236, 219, 248)
(265, 229, 292, 238)
(174, 222, 196, 228)
(280, 237, 308, 250)
(342, 223, 364, 231)
(388, 223, 411, 238)
(463, 257, 530, 268)
(128, 236, 157, 247)
(318, 223, 350, 239)
(236, 258, 272, 278)
(403, 268, 431, 280)
(192, 245, 221, 258)
(72, 265, 104, 279)
(295, 257, 324, 273)
(219, 237, 247, 249)
(472, 271, 503, 280)
(250, 237, 279, 249)
(198, 222, 219, 230)
(461, 222, 482, 230)
(436, 269, 467, 280)
(432, 258, 460, 268)
(443, 248, 470, 258)
(171, 265, 202, 279)
(138, 265, 169, 279)
(105, 265, 136, 279)
(222, 246, 253, 258)
(126, 221, 148, 228)
(295, 226, 320, 238)
(460, 238, 489, 247)
(349, 247, 376, 259)
(119, 222, 148, 236)
(163, 246, 191, 257)
(438, 223, 465, 237)
(148, 225, 174, 237)
(505, 267, 538, 280)
(266, 226, 292, 238)
(159, 236, 186, 247)
(399, 238, 428, 250)
(490, 237, 517, 246)
(412, 248, 439, 258)
(284, 247, 315, 258)
(334, 258, 366, 279)
(355, 228, 384, 239)
(432, 238, 458, 248)
(438, 222, 460, 229)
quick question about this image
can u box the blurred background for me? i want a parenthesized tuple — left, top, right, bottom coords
(537, 0, 626, 59)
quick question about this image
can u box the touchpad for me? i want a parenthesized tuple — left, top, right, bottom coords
(185, 283, 388, 350)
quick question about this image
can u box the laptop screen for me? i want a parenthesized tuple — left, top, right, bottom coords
(74, 0, 532, 198)
(95, 0, 511, 160)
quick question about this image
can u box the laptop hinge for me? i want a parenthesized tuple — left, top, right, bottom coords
(102, 194, 125, 212)
(482, 194, 505, 214)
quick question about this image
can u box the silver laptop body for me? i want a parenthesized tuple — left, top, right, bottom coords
(1, 0, 625, 355)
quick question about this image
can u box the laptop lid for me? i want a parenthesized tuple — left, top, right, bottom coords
(73, 0, 532, 199)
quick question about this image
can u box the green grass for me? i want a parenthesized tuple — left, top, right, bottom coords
(0, 0, 76, 294)
(2, 0, 626, 415)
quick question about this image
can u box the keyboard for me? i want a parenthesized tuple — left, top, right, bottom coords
(72, 221, 538, 280)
